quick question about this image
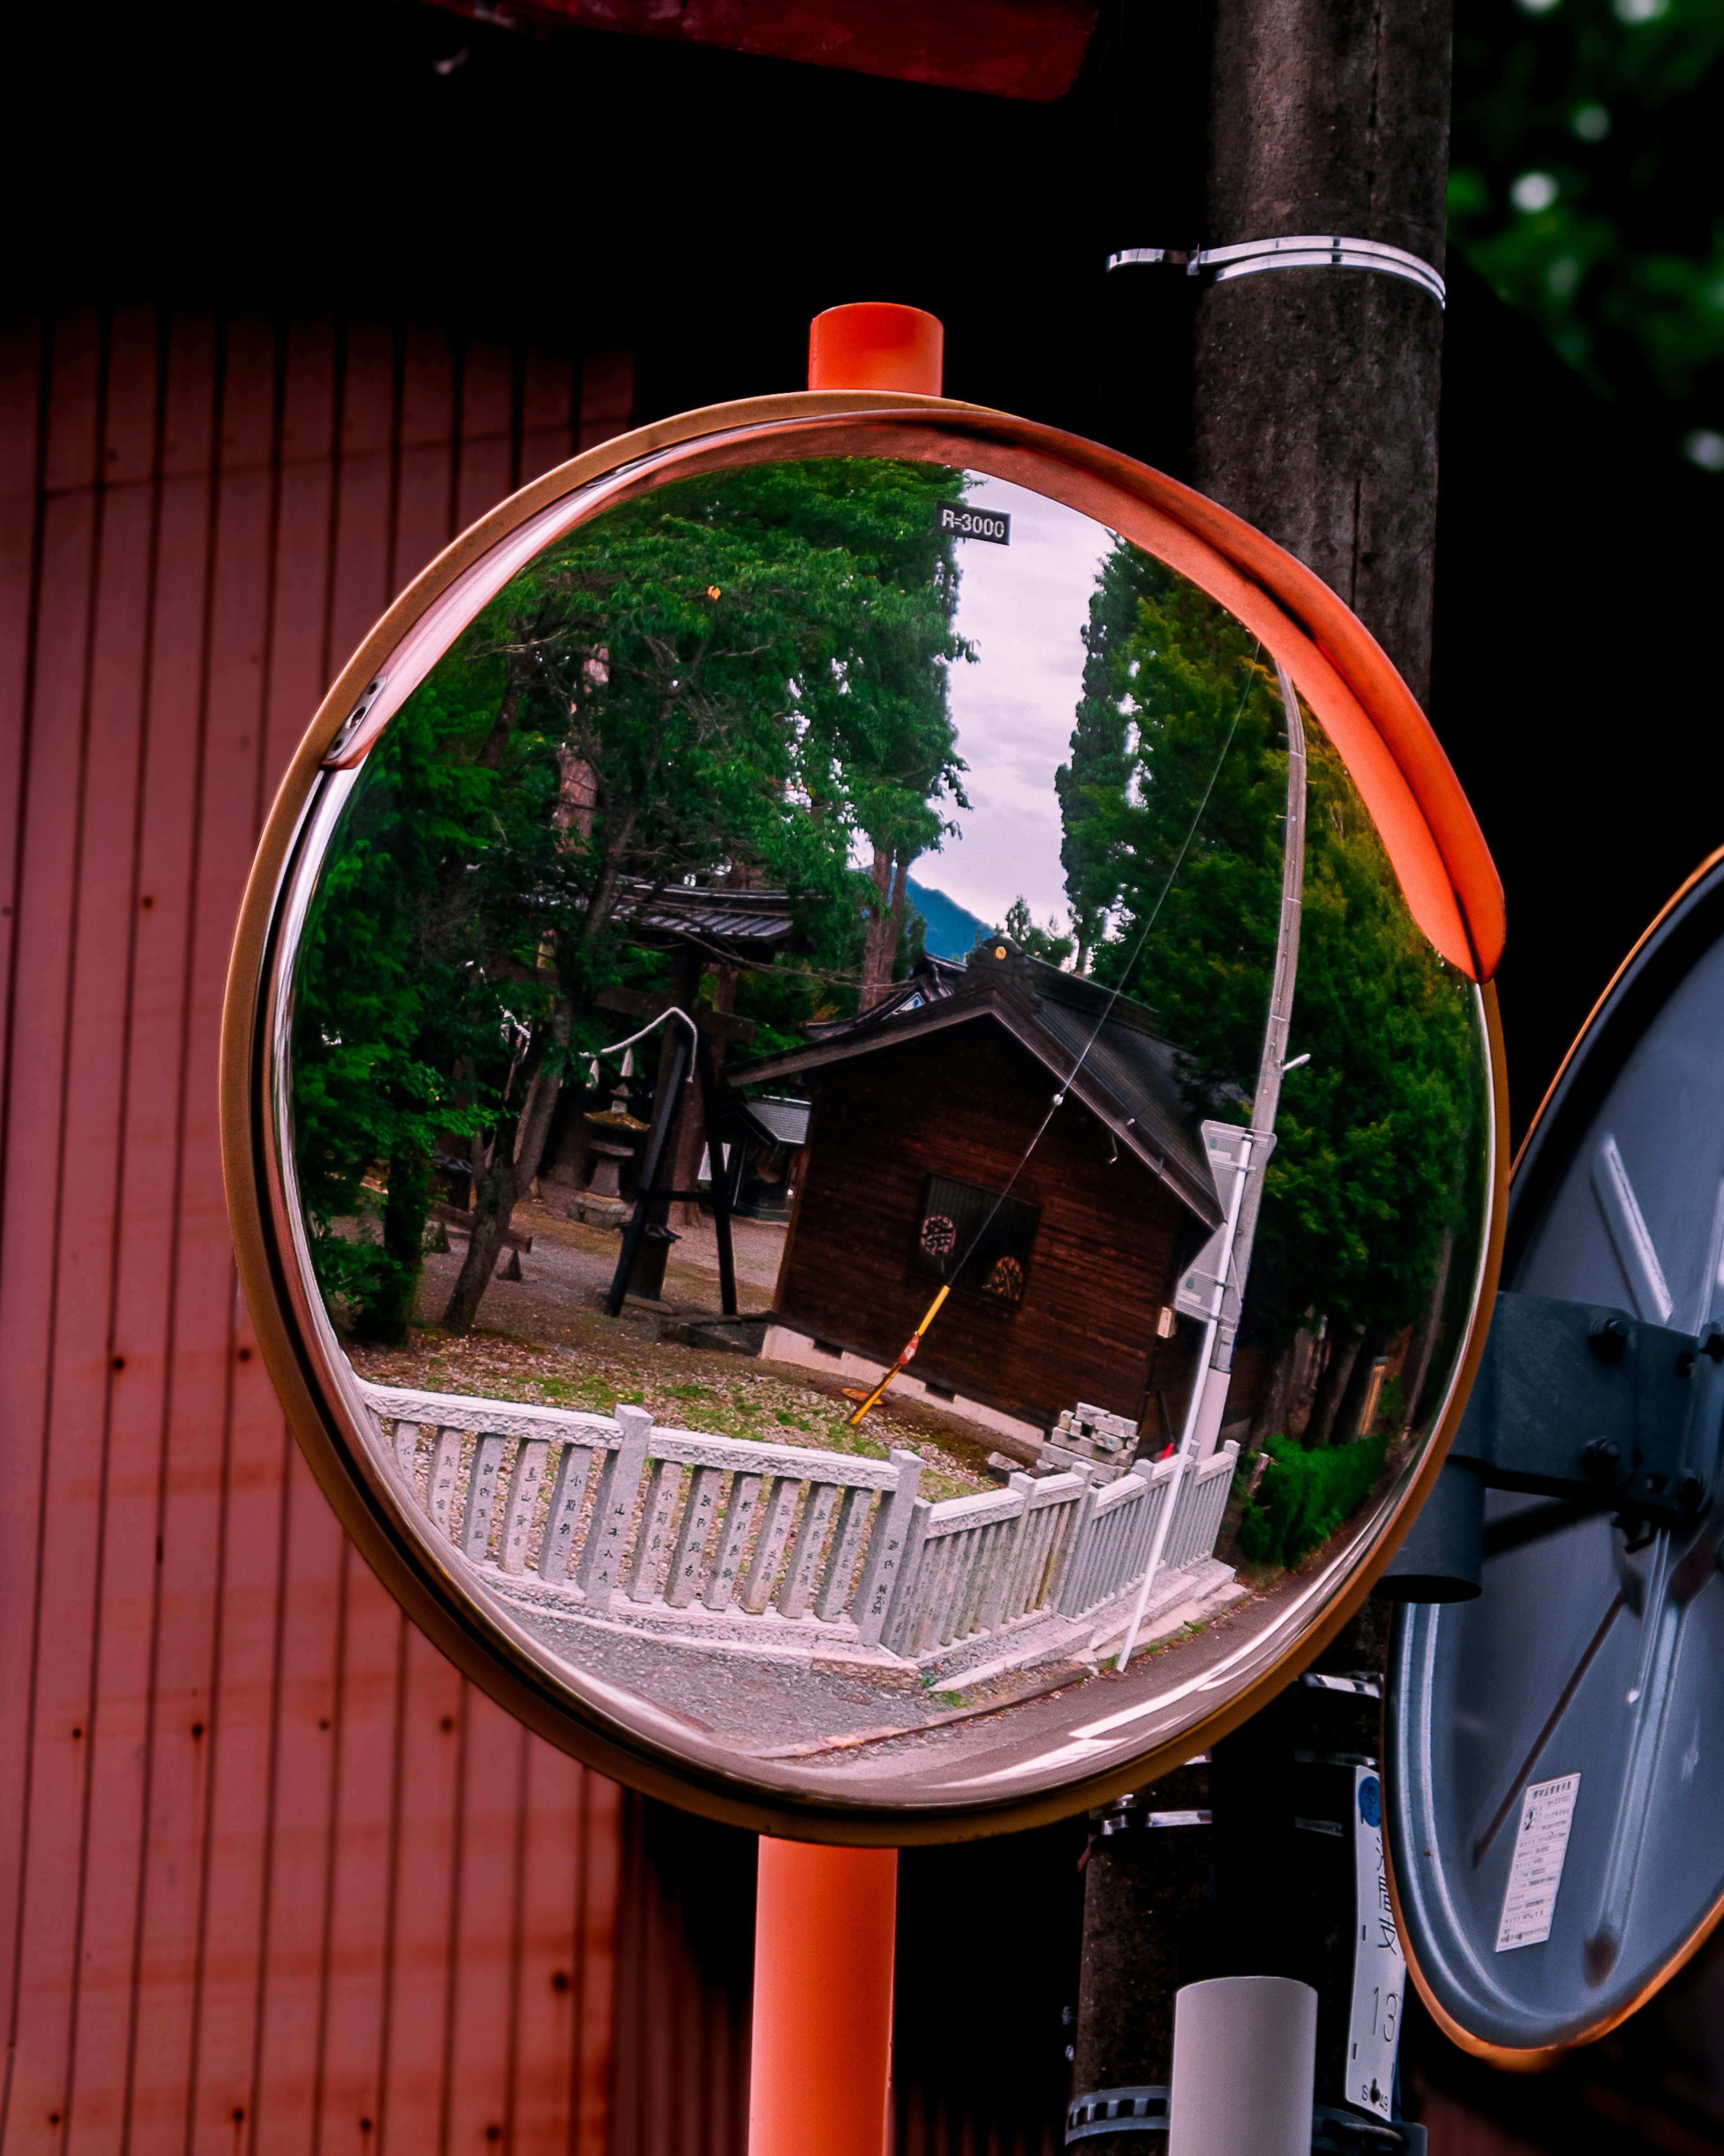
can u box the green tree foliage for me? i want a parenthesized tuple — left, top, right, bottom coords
(490, 458, 968, 986)
(292, 654, 559, 1337)
(1056, 543, 1485, 1371)
(294, 458, 968, 1335)
(1451, 0, 1724, 462)
(1057, 540, 1147, 971)
(1237, 1430, 1391, 1568)
(1000, 896, 1074, 968)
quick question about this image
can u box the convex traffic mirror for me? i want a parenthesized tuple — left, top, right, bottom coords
(224, 392, 1507, 1839)
(1389, 849, 1724, 2056)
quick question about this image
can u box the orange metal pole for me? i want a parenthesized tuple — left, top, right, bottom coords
(808, 303, 943, 395)
(749, 1840, 899, 2156)
(846, 1282, 951, 1426)
(748, 305, 919, 2156)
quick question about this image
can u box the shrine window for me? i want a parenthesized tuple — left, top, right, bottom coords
(910, 1174, 1040, 1308)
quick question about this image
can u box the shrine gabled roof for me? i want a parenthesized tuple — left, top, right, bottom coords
(733, 941, 1223, 1231)
(739, 1096, 812, 1148)
(609, 880, 804, 964)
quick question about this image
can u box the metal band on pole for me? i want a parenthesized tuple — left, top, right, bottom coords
(1066, 2089, 1170, 2145)
(1108, 236, 1445, 307)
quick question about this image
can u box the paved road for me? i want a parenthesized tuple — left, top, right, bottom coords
(487, 1553, 1347, 1824)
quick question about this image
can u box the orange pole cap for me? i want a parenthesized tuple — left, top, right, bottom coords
(750, 1839, 898, 2156)
(809, 304, 944, 395)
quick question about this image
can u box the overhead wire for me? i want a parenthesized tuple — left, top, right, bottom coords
(846, 643, 1263, 1426)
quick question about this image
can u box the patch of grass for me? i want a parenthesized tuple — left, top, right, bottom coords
(1238, 1431, 1388, 1568)
(343, 1324, 990, 1495)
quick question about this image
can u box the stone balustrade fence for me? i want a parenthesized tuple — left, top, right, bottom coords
(1058, 1452, 1183, 1619)
(356, 1379, 1239, 1672)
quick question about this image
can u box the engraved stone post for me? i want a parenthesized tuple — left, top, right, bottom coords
(537, 1441, 594, 1585)
(853, 1449, 924, 1648)
(460, 1434, 507, 1563)
(427, 1427, 464, 1539)
(579, 1405, 652, 1611)
(501, 1438, 549, 1576)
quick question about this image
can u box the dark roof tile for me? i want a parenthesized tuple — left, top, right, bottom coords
(733, 939, 1221, 1228)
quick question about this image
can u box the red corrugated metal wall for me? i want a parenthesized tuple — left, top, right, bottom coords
(611, 1806, 751, 2156)
(0, 307, 633, 2156)
(0, 295, 1523, 2156)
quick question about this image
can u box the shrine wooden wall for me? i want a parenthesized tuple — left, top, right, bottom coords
(0, 305, 632, 2156)
(776, 1022, 1194, 1431)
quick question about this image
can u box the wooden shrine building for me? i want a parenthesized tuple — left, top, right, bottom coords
(734, 939, 1223, 1444)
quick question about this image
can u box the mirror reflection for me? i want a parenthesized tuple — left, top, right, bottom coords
(282, 456, 1490, 1793)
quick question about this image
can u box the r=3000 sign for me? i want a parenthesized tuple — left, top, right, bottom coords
(937, 503, 1010, 544)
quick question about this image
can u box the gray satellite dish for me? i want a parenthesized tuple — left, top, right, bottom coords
(1386, 849, 1724, 2058)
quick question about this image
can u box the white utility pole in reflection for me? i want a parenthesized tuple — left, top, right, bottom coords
(1189, 660, 1310, 1448)
(1115, 663, 1306, 1669)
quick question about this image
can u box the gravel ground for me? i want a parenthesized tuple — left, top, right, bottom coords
(342, 1199, 1002, 1502)
(425, 1198, 788, 1329)
(501, 1607, 959, 1746)
(485, 1574, 1251, 1753)
(328, 1198, 1287, 1770)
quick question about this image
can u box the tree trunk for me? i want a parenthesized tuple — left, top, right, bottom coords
(513, 1056, 562, 1189)
(624, 950, 705, 1270)
(1250, 1334, 1299, 1446)
(668, 1066, 708, 1233)
(440, 1015, 566, 1336)
(859, 847, 912, 1011)
(669, 964, 735, 1229)
(1306, 1322, 1363, 1447)
(1332, 1324, 1392, 1443)
(1400, 1225, 1455, 1431)
(355, 1145, 433, 1346)
(1190, 0, 1451, 710)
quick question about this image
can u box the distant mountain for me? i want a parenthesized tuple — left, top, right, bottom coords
(905, 877, 990, 962)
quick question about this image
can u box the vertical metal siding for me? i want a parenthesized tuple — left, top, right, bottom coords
(611, 1803, 752, 2156)
(0, 308, 628, 2156)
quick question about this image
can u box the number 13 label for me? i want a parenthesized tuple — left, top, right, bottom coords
(1348, 1768, 1407, 2119)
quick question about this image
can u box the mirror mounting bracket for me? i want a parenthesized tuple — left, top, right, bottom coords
(1381, 1292, 1721, 1602)
(1455, 1291, 1719, 1527)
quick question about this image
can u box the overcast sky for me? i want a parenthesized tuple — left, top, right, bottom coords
(917, 473, 1115, 933)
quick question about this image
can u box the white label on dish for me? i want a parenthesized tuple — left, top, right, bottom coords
(1347, 1768, 1405, 2119)
(1496, 1773, 1581, 1951)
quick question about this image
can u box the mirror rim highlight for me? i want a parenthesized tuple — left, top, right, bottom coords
(222, 389, 1508, 1843)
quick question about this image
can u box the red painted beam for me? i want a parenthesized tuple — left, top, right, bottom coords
(423, 0, 1100, 101)
(751, 1840, 898, 2156)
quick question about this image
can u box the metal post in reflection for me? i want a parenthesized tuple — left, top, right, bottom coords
(1185, 659, 1307, 1458)
(1116, 1126, 1256, 1668)
(1115, 664, 1306, 1669)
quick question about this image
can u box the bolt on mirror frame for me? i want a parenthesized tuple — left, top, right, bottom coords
(220, 387, 1509, 1844)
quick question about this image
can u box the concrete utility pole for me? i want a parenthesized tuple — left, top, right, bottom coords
(1069, 0, 1450, 2145)
(1068, 1769, 1213, 2156)
(1188, 0, 1450, 2097)
(1192, 0, 1451, 708)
